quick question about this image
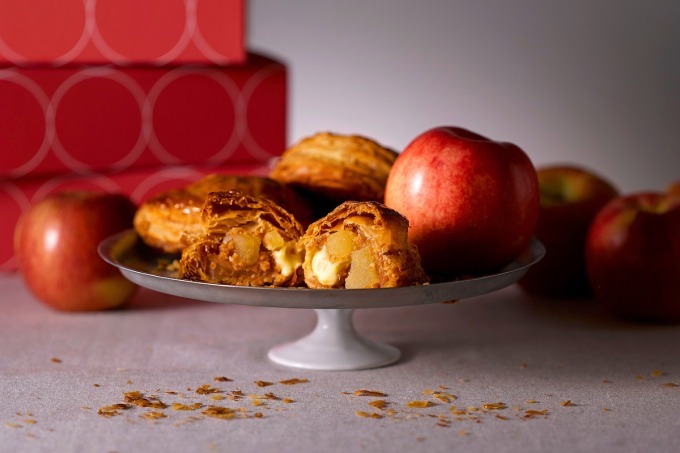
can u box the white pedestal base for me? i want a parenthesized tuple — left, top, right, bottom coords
(268, 309, 401, 371)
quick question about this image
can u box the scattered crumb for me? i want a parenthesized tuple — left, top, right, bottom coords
(353, 390, 387, 397)
(279, 378, 309, 385)
(196, 385, 221, 395)
(407, 400, 436, 408)
(523, 409, 549, 419)
(368, 400, 388, 410)
(483, 402, 507, 410)
(140, 411, 166, 420)
(356, 411, 382, 419)
(50, 358, 62, 364)
(201, 406, 236, 420)
(124, 391, 167, 409)
(171, 403, 202, 411)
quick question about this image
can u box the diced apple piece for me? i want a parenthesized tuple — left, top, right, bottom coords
(231, 234, 261, 266)
(326, 230, 355, 260)
(345, 246, 379, 289)
(263, 230, 285, 250)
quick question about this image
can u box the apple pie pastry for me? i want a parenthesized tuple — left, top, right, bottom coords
(300, 201, 429, 289)
(134, 174, 312, 254)
(269, 132, 398, 206)
(179, 191, 305, 287)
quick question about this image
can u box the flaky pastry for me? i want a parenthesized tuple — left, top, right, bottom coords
(134, 174, 312, 254)
(179, 191, 305, 287)
(300, 201, 429, 289)
(269, 132, 398, 205)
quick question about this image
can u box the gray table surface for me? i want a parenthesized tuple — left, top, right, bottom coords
(1, 273, 679, 453)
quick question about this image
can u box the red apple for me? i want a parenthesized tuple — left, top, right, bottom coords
(585, 192, 680, 322)
(14, 191, 138, 311)
(668, 180, 680, 199)
(384, 126, 540, 276)
(518, 165, 619, 297)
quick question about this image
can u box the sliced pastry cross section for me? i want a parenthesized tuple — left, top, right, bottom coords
(300, 201, 429, 289)
(180, 191, 305, 287)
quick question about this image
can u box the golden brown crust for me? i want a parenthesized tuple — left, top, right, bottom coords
(179, 191, 305, 287)
(300, 201, 429, 288)
(269, 132, 398, 203)
(134, 174, 313, 254)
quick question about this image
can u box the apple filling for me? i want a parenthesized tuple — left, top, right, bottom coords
(310, 229, 379, 289)
(221, 227, 302, 278)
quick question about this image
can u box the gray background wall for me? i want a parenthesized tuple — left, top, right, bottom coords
(249, 0, 679, 193)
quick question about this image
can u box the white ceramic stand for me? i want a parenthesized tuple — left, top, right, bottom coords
(267, 309, 401, 371)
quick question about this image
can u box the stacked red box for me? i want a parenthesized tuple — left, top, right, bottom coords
(0, 0, 245, 66)
(1, 54, 286, 179)
(0, 2, 289, 273)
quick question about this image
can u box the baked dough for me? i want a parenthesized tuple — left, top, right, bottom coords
(300, 201, 429, 289)
(269, 132, 398, 205)
(179, 191, 305, 287)
(134, 174, 313, 254)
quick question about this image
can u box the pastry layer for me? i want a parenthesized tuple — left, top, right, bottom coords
(269, 132, 398, 204)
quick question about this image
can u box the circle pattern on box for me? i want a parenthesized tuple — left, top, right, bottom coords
(147, 68, 241, 165)
(49, 68, 147, 173)
(91, 0, 190, 64)
(0, 71, 51, 178)
(2, 61, 284, 178)
(0, 0, 89, 65)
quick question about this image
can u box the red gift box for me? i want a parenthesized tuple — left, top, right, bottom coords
(0, 52, 287, 179)
(0, 0, 245, 66)
(0, 162, 272, 273)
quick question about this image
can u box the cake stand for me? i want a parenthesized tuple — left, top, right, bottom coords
(99, 230, 544, 371)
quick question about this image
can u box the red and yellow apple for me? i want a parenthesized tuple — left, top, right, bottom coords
(384, 126, 540, 276)
(14, 191, 138, 311)
(585, 191, 680, 322)
(518, 165, 619, 297)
